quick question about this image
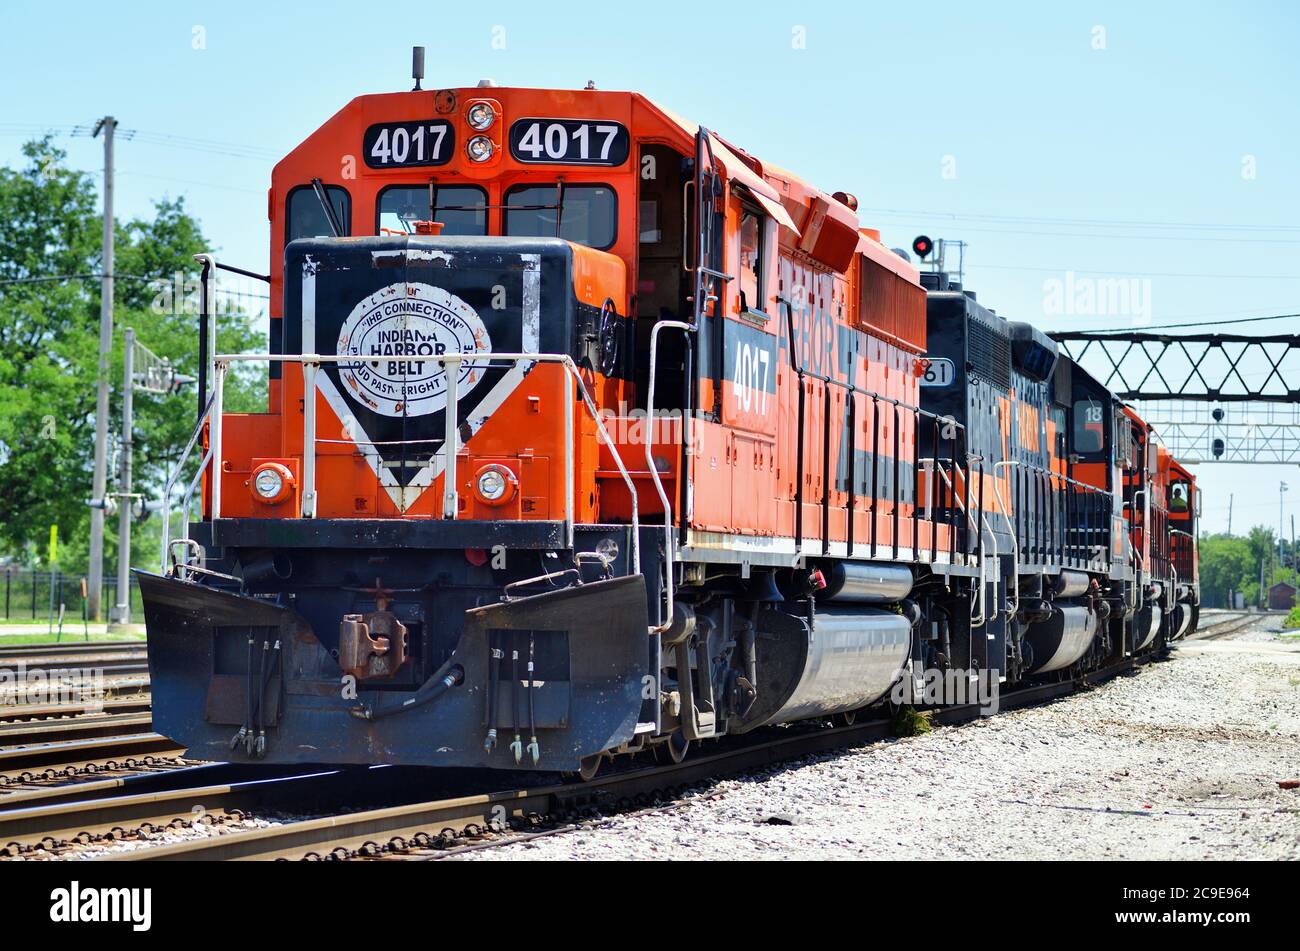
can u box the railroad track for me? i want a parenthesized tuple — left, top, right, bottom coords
(0, 697, 152, 725)
(0, 763, 525, 857)
(1186, 611, 1262, 641)
(0, 640, 151, 725)
(0, 675, 152, 739)
(64, 653, 1150, 861)
(0, 712, 156, 747)
(0, 641, 147, 674)
(0, 766, 339, 856)
(0, 734, 181, 777)
(0, 612, 1261, 861)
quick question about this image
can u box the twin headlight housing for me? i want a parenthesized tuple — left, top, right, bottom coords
(465, 101, 498, 162)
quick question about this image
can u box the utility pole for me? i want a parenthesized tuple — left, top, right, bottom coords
(1227, 493, 1233, 536)
(109, 328, 135, 630)
(88, 116, 116, 622)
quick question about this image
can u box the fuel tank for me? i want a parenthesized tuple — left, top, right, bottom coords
(1054, 570, 1091, 599)
(1024, 603, 1100, 674)
(738, 606, 911, 730)
(819, 563, 914, 603)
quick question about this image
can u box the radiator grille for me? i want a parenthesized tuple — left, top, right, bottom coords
(968, 317, 1011, 389)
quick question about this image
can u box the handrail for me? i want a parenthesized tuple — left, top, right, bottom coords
(644, 320, 694, 631)
(1169, 528, 1196, 592)
(174, 444, 213, 574)
(202, 350, 642, 578)
(158, 388, 219, 571)
(776, 294, 970, 563)
(194, 253, 217, 424)
(930, 459, 994, 627)
(992, 461, 1021, 618)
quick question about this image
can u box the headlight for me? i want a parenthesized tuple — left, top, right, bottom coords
(250, 463, 294, 505)
(473, 464, 517, 506)
(466, 102, 495, 131)
(467, 135, 495, 163)
(254, 467, 284, 500)
(477, 468, 507, 501)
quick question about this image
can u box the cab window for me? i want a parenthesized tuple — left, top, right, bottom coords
(286, 185, 350, 243)
(738, 207, 764, 313)
(504, 184, 616, 249)
(1073, 399, 1106, 454)
(1169, 481, 1191, 513)
(377, 185, 487, 236)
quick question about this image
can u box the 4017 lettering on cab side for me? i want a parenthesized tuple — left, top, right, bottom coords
(139, 54, 1200, 776)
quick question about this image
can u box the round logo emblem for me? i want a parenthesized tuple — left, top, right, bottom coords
(336, 282, 491, 418)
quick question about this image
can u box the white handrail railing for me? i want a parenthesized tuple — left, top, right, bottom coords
(158, 389, 218, 572)
(160, 350, 644, 580)
(644, 320, 693, 632)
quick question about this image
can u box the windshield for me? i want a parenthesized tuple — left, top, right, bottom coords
(377, 185, 486, 236)
(1073, 399, 1106, 454)
(504, 184, 616, 249)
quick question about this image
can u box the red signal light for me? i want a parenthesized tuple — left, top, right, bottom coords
(912, 235, 933, 259)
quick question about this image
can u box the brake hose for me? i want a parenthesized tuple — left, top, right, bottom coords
(349, 665, 464, 720)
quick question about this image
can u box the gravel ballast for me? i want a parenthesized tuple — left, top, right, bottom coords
(468, 618, 1300, 860)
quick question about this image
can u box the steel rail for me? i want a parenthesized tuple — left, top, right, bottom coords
(0, 769, 343, 849)
(0, 672, 151, 707)
(0, 733, 180, 775)
(0, 713, 154, 747)
(0, 698, 150, 724)
(0, 641, 143, 658)
(1186, 612, 1258, 641)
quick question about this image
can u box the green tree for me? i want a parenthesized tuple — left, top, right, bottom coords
(1245, 524, 1275, 573)
(1198, 533, 1256, 608)
(0, 139, 264, 574)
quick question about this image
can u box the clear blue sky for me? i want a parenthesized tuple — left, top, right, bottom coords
(2, 0, 1297, 535)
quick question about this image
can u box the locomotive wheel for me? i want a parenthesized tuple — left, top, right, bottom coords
(835, 710, 857, 727)
(663, 731, 690, 764)
(576, 754, 603, 782)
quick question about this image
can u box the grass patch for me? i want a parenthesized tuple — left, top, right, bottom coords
(891, 705, 934, 738)
(0, 630, 146, 646)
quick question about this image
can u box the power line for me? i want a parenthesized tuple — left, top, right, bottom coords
(0, 122, 281, 162)
(861, 205, 1300, 234)
(0, 272, 268, 300)
(120, 129, 281, 161)
(1071, 312, 1300, 333)
(907, 223, 1300, 245)
(117, 170, 264, 194)
(973, 262, 1300, 281)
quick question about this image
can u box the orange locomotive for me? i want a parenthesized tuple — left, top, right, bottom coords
(140, 56, 1198, 772)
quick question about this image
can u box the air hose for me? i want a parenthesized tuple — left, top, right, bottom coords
(349, 665, 465, 721)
